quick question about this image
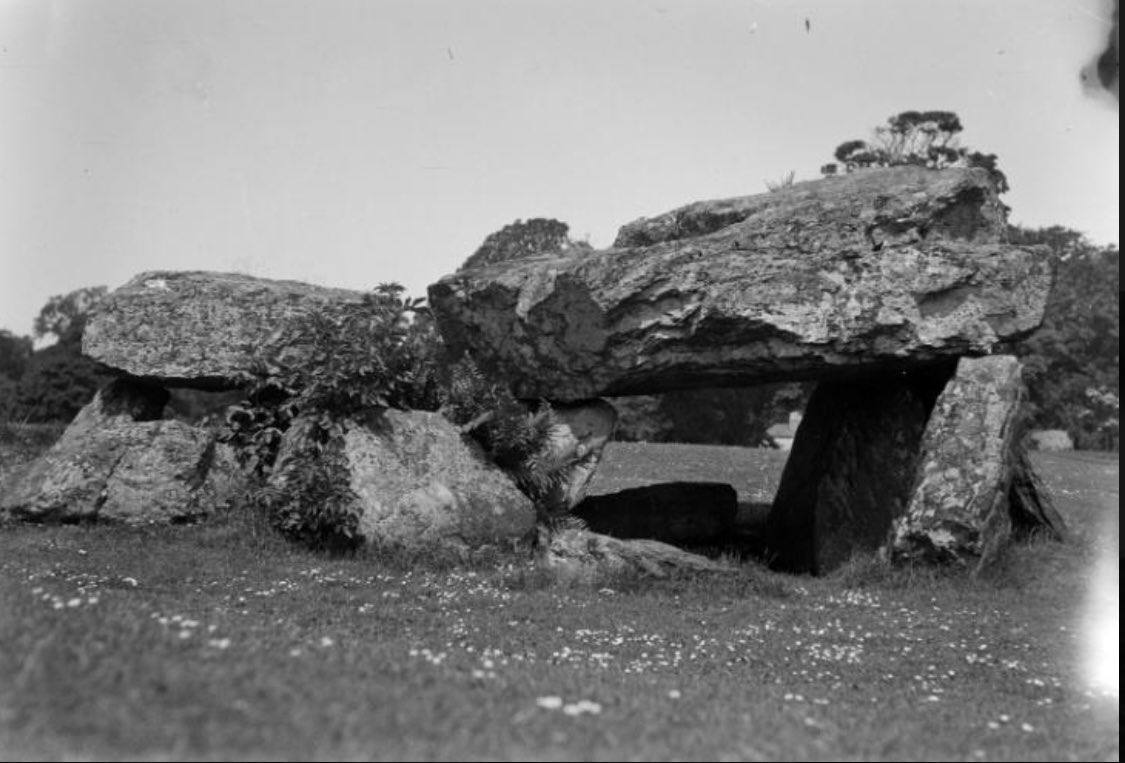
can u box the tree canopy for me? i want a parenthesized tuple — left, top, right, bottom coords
(34, 286, 108, 347)
(462, 218, 590, 270)
(1007, 225, 1119, 450)
(1, 286, 113, 422)
(829, 110, 1009, 193)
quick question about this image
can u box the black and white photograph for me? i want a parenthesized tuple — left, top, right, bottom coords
(0, 1, 1118, 759)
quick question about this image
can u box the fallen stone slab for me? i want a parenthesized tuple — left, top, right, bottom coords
(887, 356, 1066, 574)
(573, 482, 738, 545)
(429, 168, 1053, 401)
(0, 378, 242, 524)
(270, 409, 537, 553)
(83, 271, 366, 388)
(543, 527, 734, 583)
(764, 366, 951, 574)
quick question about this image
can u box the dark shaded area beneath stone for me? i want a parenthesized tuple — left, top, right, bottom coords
(597, 357, 970, 399)
(164, 387, 248, 424)
(764, 363, 956, 575)
(99, 377, 170, 421)
(573, 482, 738, 546)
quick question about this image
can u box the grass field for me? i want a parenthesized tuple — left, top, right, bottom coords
(0, 435, 1118, 761)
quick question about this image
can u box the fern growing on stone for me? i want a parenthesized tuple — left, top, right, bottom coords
(442, 355, 574, 520)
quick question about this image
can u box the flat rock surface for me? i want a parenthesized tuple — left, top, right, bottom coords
(84, 271, 366, 388)
(429, 168, 1052, 401)
(614, 165, 1007, 248)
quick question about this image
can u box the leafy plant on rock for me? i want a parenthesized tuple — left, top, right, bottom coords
(221, 283, 444, 548)
(442, 355, 573, 519)
(259, 419, 362, 553)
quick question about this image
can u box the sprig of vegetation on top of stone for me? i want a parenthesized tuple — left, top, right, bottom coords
(826, 110, 1009, 196)
(221, 285, 575, 549)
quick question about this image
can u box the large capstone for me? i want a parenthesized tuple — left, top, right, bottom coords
(0, 379, 242, 524)
(887, 356, 1065, 573)
(83, 271, 367, 388)
(428, 167, 1053, 401)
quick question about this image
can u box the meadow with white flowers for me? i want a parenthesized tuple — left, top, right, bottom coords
(0, 437, 1117, 761)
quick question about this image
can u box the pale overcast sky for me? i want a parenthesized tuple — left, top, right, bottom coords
(1, 0, 1118, 336)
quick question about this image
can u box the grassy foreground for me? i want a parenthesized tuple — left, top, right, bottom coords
(0, 438, 1118, 761)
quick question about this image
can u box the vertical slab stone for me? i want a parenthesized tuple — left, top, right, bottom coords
(887, 356, 1064, 573)
(537, 400, 619, 517)
(765, 367, 952, 574)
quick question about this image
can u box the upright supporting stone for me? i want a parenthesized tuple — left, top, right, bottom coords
(887, 356, 1065, 574)
(765, 366, 952, 574)
(537, 400, 618, 517)
(0, 378, 239, 524)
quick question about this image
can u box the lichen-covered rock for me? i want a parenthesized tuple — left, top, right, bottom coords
(84, 271, 366, 388)
(573, 482, 737, 545)
(272, 410, 537, 552)
(543, 527, 733, 584)
(614, 166, 1007, 248)
(0, 379, 241, 523)
(887, 356, 1064, 573)
(429, 168, 1053, 401)
(765, 367, 952, 574)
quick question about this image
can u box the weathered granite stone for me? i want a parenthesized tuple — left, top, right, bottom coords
(887, 356, 1066, 573)
(543, 527, 733, 583)
(0, 379, 241, 523)
(429, 168, 1053, 401)
(271, 410, 537, 552)
(765, 366, 953, 574)
(573, 482, 738, 544)
(83, 271, 366, 388)
(614, 166, 1007, 248)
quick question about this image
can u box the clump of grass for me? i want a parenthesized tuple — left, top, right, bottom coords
(765, 170, 797, 192)
(827, 549, 973, 591)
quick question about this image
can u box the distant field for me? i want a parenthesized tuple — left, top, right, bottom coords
(590, 441, 791, 504)
(0, 432, 1118, 761)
